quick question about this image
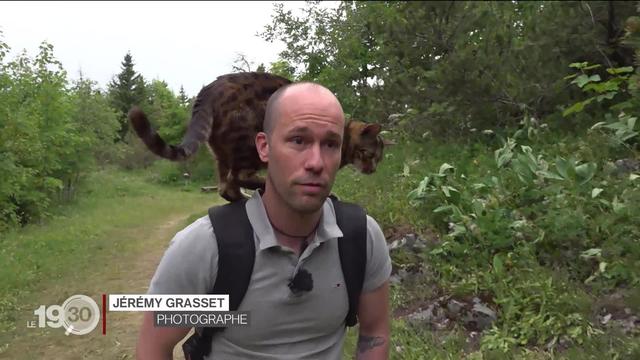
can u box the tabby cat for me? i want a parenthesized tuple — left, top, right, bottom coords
(128, 72, 388, 202)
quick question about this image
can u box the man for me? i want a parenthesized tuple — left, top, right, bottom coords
(136, 82, 391, 359)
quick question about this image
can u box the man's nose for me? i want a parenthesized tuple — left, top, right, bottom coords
(304, 143, 324, 173)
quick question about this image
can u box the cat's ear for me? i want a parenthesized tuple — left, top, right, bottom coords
(256, 132, 269, 162)
(361, 123, 381, 137)
(378, 129, 395, 146)
(382, 138, 396, 146)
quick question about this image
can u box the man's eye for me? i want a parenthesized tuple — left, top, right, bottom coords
(291, 136, 304, 145)
(326, 141, 339, 149)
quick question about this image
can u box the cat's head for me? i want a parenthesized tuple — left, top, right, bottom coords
(343, 121, 394, 174)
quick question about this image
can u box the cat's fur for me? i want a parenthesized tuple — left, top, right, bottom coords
(128, 72, 387, 202)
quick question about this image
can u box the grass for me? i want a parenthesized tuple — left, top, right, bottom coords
(0, 166, 217, 337)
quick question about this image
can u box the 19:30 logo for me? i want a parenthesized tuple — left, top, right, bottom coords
(31, 295, 100, 335)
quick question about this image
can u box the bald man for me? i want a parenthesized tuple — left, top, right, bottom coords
(137, 82, 391, 359)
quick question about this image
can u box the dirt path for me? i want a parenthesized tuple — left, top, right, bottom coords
(0, 208, 208, 360)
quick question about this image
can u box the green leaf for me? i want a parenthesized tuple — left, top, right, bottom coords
(620, 131, 638, 141)
(571, 74, 589, 87)
(571, 74, 600, 88)
(449, 224, 466, 237)
(606, 66, 634, 75)
(496, 152, 513, 167)
(587, 74, 601, 83)
(402, 163, 410, 177)
(575, 162, 597, 184)
(563, 98, 593, 117)
(580, 248, 601, 259)
(583, 64, 602, 70)
(630, 173, 640, 181)
(584, 79, 620, 93)
(438, 163, 455, 175)
(441, 186, 458, 197)
(513, 129, 524, 139)
(411, 176, 431, 196)
(599, 262, 608, 273)
(591, 188, 603, 198)
(612, 196, 626, 214)
(493, 254, 504, 274)
(555, 157, 570, 179)
(472, 199, 484, 217)
(509, 220, 527, 229)
(569, 62, 588, 69)
(611, 101, 634, 112)
(433, 205, 453, 213)
(539, 170, 565, 181)
(595, 92, 616, 102)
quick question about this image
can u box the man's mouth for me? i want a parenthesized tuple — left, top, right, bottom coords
(297, 182, 325, 193)
(299, 182, 324, 188)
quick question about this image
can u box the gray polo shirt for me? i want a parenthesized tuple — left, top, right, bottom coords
(148, 191, 391, 359)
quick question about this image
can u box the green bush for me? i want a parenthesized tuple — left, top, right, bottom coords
(405, 124, 639, 351)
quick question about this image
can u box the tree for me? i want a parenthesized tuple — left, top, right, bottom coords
(178, 85, 189, 107)
(0, 40, 87, 228)
(260, 1, 338, 81)
(146, 79, 189, 145)
(261, 1, 637, 136)
(231, 53, 254, 72)
(268, 59, 296, 80)
(108, 52, 147, 141)
(70, 74, 120, 167)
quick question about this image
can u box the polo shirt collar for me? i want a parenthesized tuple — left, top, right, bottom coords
(245, 190, 344, 251)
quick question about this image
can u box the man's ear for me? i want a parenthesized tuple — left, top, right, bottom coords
(256, 132, 269, 162)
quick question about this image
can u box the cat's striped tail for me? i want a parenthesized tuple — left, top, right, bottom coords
(128, 106, 203, 161)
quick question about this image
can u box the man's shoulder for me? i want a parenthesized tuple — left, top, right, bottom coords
(328, 196, 383, 242)
(178, 213, 213, 232)
(362, 215, 392, 292)
(168, 214, 217, 249)
(364, 214, 385, 245)
(147, 215, 219, 295)
(365, 214, 381, 230)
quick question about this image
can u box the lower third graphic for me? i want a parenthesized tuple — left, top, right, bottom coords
(29, 294, 100, 336)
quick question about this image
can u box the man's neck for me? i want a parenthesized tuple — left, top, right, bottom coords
(260, 186, 322, 245)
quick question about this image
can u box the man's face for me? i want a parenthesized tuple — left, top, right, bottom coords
(258, 88, 344, 214)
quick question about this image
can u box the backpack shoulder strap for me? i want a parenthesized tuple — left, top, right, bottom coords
(330, 195, 367, 327)
(209, 198, 255, 310)
(182, 199, 255, 360)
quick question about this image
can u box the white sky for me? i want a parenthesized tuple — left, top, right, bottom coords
(0, 1, 333, 97)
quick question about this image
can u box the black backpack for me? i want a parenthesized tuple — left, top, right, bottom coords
(182, 195, 367, 360)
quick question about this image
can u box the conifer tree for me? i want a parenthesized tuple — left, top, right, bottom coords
(108, 52, 147, 140)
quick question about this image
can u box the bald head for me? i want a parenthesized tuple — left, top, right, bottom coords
(263, 82, 344, 137)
